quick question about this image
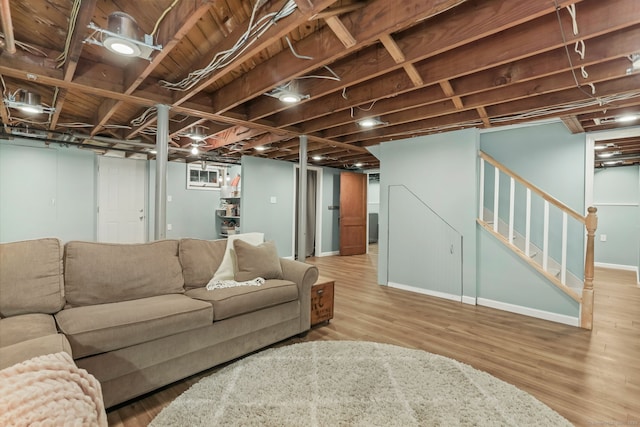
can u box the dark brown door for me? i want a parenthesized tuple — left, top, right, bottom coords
(339, 171, 367, 255)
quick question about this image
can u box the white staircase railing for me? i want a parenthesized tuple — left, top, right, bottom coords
(477, 151, 598, 329)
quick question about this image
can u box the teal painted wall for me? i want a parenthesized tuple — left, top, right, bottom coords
(477, 122, 584, 318)
(0, 141, 95, 243)
(240, 156, 296, 257)
(480, 122, 586, 277)
(593, 165, 640, 268)
(148, 161, 240, 241)
(240, 156, 342, 258)
(377, 128, 478, 298)
(478, 231, 579, 316)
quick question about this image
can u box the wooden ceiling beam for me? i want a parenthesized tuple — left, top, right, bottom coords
(209, 126, 265, 149)
(277, 18, 640, 135)
(561, 116, 585, 133)
(239, 132, 292, 151)
(62, 0, 98, 82)
(93, 1, 214, 136)
(170, 0, 338, 109)
(379, 34, 423, 87)
(324, 16, 356, 48)
(477, 107, 491, 128)
(212, 0, 465, 114)
(311, 3, 366, 20)
(258, 0, 587, 126)
(439, 80, 464, 109)
(334, 60, 634, 142)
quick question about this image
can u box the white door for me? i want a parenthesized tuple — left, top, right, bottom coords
(97, 156, 146, 243)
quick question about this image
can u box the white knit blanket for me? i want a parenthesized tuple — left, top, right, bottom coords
(0, 351, 107, 427)
(206, 277, 265, 290)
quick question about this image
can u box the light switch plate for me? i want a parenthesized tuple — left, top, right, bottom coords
(600, 234, 607, 242)
(270, 196, 277, 204)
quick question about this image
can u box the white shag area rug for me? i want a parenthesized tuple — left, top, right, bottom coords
(150, 341, 572, 427)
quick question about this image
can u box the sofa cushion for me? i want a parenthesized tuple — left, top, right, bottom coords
(185, 279, 298, 321)
(179, 238, 227, 290)
(0, 334, 72, 370)
(0, 313, 59, 348)
(0, 238, 65, 317)
(212, 232, 264, 282)
(55, 294, 213, 359)
(64, 240, 184, 307)
(233, 240, 283, 282)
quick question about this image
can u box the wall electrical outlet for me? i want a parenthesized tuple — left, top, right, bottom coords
(270, 196, 277, 204)
(600, 234, 607, 242)
(167, 224, 173, 231)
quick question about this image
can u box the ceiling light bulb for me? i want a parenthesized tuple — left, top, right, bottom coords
(358, 118, 378, 128)
(616, 114, 639, 123)
(355, 162, 363, 167)
(279, 93, 302, 103)
(191, 146, 199, 155)
(312, 155, 323, 161)
(108, 41, 135, 55)
(18, 105, 42, 114)
(254, 146, 267, 151)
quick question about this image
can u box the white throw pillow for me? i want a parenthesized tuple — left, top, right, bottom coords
(209, 232, 264, 282)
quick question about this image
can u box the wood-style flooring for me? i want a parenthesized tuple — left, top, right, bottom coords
(107, 245, 640, 426)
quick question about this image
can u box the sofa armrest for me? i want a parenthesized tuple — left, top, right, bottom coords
(279, 259, 318, 332)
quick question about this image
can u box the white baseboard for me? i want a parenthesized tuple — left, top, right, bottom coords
(318, 250, 339, 257)
(595, 261, 638, 272)
(388, 282, 462, 302)
(476, 298, 579, 327)
(462, 296, 476, 305)
(595, 262, 640, 285)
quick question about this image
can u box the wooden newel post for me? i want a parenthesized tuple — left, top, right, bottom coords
(581, 206, 598, 330)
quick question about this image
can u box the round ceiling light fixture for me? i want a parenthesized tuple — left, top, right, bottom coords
(15, 90, 43, 114)
(357, 117, 386, 128)
(103, 12, 142, 57)
(616, 114, 639, 123)
(279, 92, 303, 103)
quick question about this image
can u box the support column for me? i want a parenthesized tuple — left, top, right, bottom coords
(154, 104, 170, 240)
(296, 135, 308, 260)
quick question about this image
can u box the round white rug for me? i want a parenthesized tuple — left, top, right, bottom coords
(150, 341, 571, 426)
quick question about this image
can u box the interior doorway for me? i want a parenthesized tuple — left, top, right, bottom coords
(294, 166, 322, 258)
(367, 172, 380, 254)
(97, 156, 147, 243)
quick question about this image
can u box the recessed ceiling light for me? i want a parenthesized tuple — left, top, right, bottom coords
(255, 146, 267, 151)
(103, 12, 143, 57)
(279, 92, 303, 103)
(597, 151, 621, 158)
(357, 117, 386, 128)
(191, 146, 199, 155)
(616, 114, 639, 123)
(354, 162, 363, 167)
(186, 125, 207, 141)
(312, 155, 323, 161)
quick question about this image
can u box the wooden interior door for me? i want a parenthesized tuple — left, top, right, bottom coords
(340, 172, 367, 255)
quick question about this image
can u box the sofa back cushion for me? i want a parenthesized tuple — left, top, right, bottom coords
(64, 240, 184, 307)
(179, 238, 226, 290)
(0, 238, 65, 317)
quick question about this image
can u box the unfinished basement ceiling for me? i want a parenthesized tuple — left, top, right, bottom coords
(1, 0, 639, 169)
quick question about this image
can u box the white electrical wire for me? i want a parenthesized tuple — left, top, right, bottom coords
(490, 91, 640, 124)
(56, 0, 81, 68)
(160, 0, 298, 91)
(151, 0, 179, 37)
(0, 33, 48, 57)
(131, 106, 157, 127)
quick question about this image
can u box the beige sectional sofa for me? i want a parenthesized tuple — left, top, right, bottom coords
(0, 236, 318, 408)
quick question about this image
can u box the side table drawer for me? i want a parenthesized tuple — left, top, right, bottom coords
(311, 279, 334, 326)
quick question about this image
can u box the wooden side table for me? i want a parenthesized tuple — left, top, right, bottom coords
(311, 276, 334, 326)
